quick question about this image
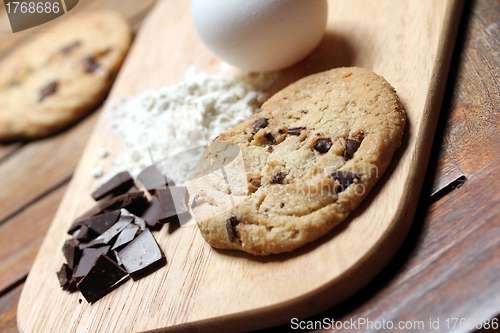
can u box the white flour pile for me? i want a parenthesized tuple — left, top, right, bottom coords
(99, 71, 275, 184)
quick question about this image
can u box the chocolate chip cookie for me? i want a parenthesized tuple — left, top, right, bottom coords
(190, 67, 406, 255)
(0, 11, 132, 141)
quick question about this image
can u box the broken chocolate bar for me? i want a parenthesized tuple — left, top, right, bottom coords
(112, 224, 140, 250)
(62, 238, 81, 269)
(91, 171, 134, 200)
(57, 263, 73, 290)
(74, 246, 110, 280)
(136, 166, 175, 193)
(77, 254, 129, 303)
(78, 210, 121, 235)
(117, 229, 166, 280)
(157, 187, 189, 224)
(139, 196, 161, 229)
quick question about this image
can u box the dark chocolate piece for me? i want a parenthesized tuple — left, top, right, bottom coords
(270, 172, 285, 184)
(267, 146, 273, 153)
(74, 246, 110, 280)
(73, 224, 95, 243)
(76, 192, 148, 221)
(79, 210, 121, 235)
(61, 41, 80, 54)
(264, 133, 276, 144)
(111, 224, 140, 250)
(331, 170, 361, 192)
(344, 139, 362, 160)
(80, 217, 133, 249)
(39, 81, 58, 102)
(84, 56, 100, 73)
(313, 138, 332, 154)
(91, 171, 134, 200)
(62, 238, 81, 269)
(157, 187, 189, 224)
(136, 166, 175, 193)
(57, 263, 73, 290)
(287, 127, 306, 135)
(77, 254, 129, 303)
(139, 196, 160, 229)
(252, 118, 268, 134)
(226, 217, 240, 242)
(117, 229, 166, 280)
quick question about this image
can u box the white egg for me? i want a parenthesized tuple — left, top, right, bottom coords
(192, 0, 328, 72)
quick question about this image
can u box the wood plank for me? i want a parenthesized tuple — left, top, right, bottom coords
(0, 184, 67, 293)
(18, 0, 465, 332)
(0, 143, 21, 162)
(0, 282, 23, 333)
(0, 111, 98, 225)
(308, 168, 500, 333)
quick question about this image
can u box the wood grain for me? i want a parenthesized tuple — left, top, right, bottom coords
(0, 112, 98, 225)
(0, 283, 23, 333)
(0, 184, 67, 293)
(17, 0, 464, 332)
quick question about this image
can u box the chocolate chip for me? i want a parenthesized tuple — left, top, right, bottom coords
(264, 133, 276, 144)
(287, 127, 306, 135)
(226, 217, 240, 242)
(84, 56, 99, 73)
(91, 171, 134, 200)
(270, 172, 285, 184)
(301, 110, 308, 114)
(331, 170, 360, 192)
(39, 81, 58, 102)
(313, 138, 332, 154)
(344, 139, 362, 160)
(252, 118, 268, 134)
(267, 146, 273, 153)
(77, 254, 129, 303)
(61, 41, 80, 54)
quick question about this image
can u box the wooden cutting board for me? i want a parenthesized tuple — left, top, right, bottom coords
(18, 0, 464, 332)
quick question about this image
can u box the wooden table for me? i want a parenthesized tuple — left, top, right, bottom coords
(0, 0, 498, 332)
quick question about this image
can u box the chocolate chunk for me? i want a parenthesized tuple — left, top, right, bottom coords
(80, 217, 133, 249)
(344, 139, 362, 160)
(73, 224, 95, 243)
(57, 263, 73, 290)
(117, 229, 166, 280)
(77, 254, 129, 303)
(226, 217, 240, 242)
(61, 41, 80, 54)
(157, 187, 189, 224)
(136, 166, 174, 193)
(84, 56, 100, 73)
(62, 238, 81, 270)
(287, 127, 306, 135)
(84, 191, 148, 217)
(91, 171, 134, 200)
(139, 196, 160, 229)
(39, 81, 58, 102)
(270, 172, 285, 184)
(264, 133, 276, 144)
(111, 224, 140, 250)
(252, 118, 268, 134)
(313, 138, 332, 154)
(78, 210, 121, 235)
(331, 170, 360, 192)
(74, 246, 110, 280)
